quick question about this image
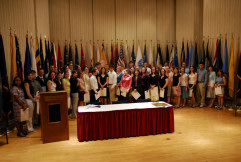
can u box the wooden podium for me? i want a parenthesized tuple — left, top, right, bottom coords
(40, 91, 69, 143)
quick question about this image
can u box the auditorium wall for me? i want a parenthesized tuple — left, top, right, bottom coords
(0, 0, 241, 82)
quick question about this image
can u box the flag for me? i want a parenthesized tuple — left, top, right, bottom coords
(205, 41, 211, 68)
(96, 43, 100, 62)
(110, 42, 114, 65)
(186, 42, 189, 66)
(213, 39, 219, 67)
(148, 43, 153, 68)
(117, 42, 125, 66)
(238, 51, 241, 98)
(214, 39, 223, 71)
(36, 38, 41, 70)
(173, 45, 178, 67)
(75, 43, 79, 65)
(159, 44, 163, 65)
(223, 39, 228, 74)
(54, 43, 57, 67)
(64, 43, 68, 66)
(189, 43, 193, 67)
(100, 43, 107, 67)
(10, 34, 17, 84)
(52, 43, 57, 67)
(143, 43, 147, 63)
(194, 43, 198, 67)
(81, 43, 85, 69)
(49, 42, 54, 66)
(169, 45, 174, 67)
(69, 43, 73, 63)
(115, 42, 119, 66)
(199, 41, 205, 64)
(131, 43, 135, 63)
(29, 37, 37, 72)
(39, 38, 44, 68)
(24, 37, 31, 75)
(15, 35, 23, 81)
(135, 45, 143, 68)
(181, 41, 185, 63)
(89, 43, 93, 67)
(44, 40, 50, 74)
(57, 43, 62, 72)
(0, 34, 8, 87)
(166, 44, 169, 63)
(124, 43, 129, 65)
(156, 44, 161, 66)
(228, 38, 234, 98)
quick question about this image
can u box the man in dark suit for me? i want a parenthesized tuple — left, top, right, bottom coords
(36, 68, 47, 92)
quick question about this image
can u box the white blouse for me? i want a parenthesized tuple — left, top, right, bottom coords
(180, 73, 188, 86)
(189, 73, 197, 84)
(83, 73, 91, 91)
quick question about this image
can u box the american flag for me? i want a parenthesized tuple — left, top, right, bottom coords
(117, 42, 125, 66)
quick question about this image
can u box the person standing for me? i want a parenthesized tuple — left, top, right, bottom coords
(150, 67, 159, 101)
(47, 71, 57, 92)
(165, 66, 173, 104)
(11, 76, 28, 137)
(188, 66, 197, 108)
(24, 72, 37, 132)
(62, 71, 71, 108)
(197, 62, 208, 107)
(70, 70, 79, 119)
(207, 66, 216, 108)
(143, 62, 151, 74)
(180, 67, 189, 107)
(55, 72, 64, 91)
(77, 71, 88, 106)
(98, 67, 109, 105)
(90, 69, 99, 102)
(116, 66, 124, 101)
(172, 67, 181, 108)
(108, 65, 117, 104)
(140, 67, 150, 99)
(215, 70, 226, 109)
(159, 68, 168, 102)
(132, 70, 143, 102)
(120, 70, 132, 101)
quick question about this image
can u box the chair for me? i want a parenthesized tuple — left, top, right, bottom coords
(112, 100, 128, 104)
(136, 99, 151, 103)
(0, 114, 9, 144)
(86, 102, 102, 105)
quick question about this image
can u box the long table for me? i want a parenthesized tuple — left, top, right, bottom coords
(77, 102, 174, 142)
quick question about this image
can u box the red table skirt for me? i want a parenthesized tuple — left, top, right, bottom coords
(77, 107, 174, 142)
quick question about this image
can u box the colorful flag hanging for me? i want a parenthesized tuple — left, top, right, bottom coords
(169, 45, 174, 67)
(64, 43, 68, 66)
(143, 42, 147, 63)
(49, 42, 53, 66)
(115, 42, 119, 67)
(223, 39, 228, 74)
(15, 35, 23, 81)
(36, 38, 41, 70)
(51, 42, 56, 67)
(173, 45, 178, 67)
(131, 43, 136, 63)
(10, 34, 17, 84)
(186, 42, 189, 66)
(40, 38, 44, 68)
(213, 39, 218, 68)
(194, 43, 198, 67)
(199, 41, 205, 64)
(215, 39, 223, 71)
(69, 43, 73, 63)
(181, 41, 185, 63)
(75, 43, 79, 66)
(96, 42, 100, 63)
(81, 43, 85, 69)
(117, 42, 125, 67)
(148, 43, 153, 68)
(166, 44, 169, 63)
(44, 40, 49, 74)
(30, 36, 37, 72)
(205, 41, 210, 68)
(110, 42, 114, 65)
(57, 43, 62, 72)
(189, 43, 193, 67)
(0, 34, 8, 86)
(24, 37, 31, 75)
(135, 45, 143, 68)
(156, 44, 161, 66)
(228, 38, 234, 98)
(54, 43, 57, 67)
(159, 44, 163, 65)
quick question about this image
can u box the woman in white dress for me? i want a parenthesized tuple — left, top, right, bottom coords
(188, 66, 197, 108)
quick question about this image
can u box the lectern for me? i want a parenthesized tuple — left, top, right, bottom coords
(40, 91, 69, 143)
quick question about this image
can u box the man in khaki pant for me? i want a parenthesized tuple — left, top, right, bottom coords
(108, 65, 117, 104)
(197, 62, 208, 107)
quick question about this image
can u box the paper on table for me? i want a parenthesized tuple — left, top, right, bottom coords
(95, 91, 101, 100)
(208, 80, 215, 87)
(189, 89, 193, 97)
(121, 87, 128, 97)
(99, 88, 107, 97)
(145, 90, 150, 99)
(159, 89, 165, 98)
(116, 87, 120, 96)
(150, 87, 159, 100)
(84, 92, 90, 102)
(20, 108, 29, 122)
(215, 86, 222, 95)
(131, 91, 141, 100)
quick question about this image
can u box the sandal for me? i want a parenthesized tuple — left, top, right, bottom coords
(17, 132, 26, 137)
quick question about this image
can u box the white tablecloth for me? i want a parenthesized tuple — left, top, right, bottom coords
(78, 102, 172, 113)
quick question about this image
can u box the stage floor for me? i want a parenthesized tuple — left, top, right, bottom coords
(1, 107, 241, 161)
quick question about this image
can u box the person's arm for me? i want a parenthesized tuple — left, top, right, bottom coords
(177, 76, 181, 88)
(163, 78, 169, 89)
(103, 77, 109, 87)
(97, 76, 102, 88)
(24, 83, 35, 102)
(62, 80, 67, 91)
(112, 74, 117, 89)
(128, 77, 132, 91)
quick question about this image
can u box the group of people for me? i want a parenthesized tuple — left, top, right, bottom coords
(11, 60, 227, 137)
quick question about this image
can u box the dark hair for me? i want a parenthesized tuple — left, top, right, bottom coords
(151, 67, 157, 75)
(95, 62, 101, 66)
(199, 61, 205, 65)
(30, 70, 36, 74)
(63, 65, 69, 72)
(68, 61, 73, 65)
(47, 71, 56, 81)
(12, 76, 22, 87)
(92, 69, 97, 74)
(71, 70, 77, 78)
(208, 65, 214, 69)
(143, 61, 148, 64)
(125, 69, 131, 75)
(57, 72, 62, 76)
(129, 61, 134, 64)
(38, 68, 44, 72)
(109, 65, 114, 69)
(160, 68, 166, 75)
(24, 72, 32, 81)
(189, 66, 196, 74)
(217, 69, 223, 77)
(75, 65, 80, 70)
(141, 67, 148, 77)
(134, 69, 140, 76)
(100, 67, 106, 75)
(49, 65, 54, 68)
(78, 71, 84, 78)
